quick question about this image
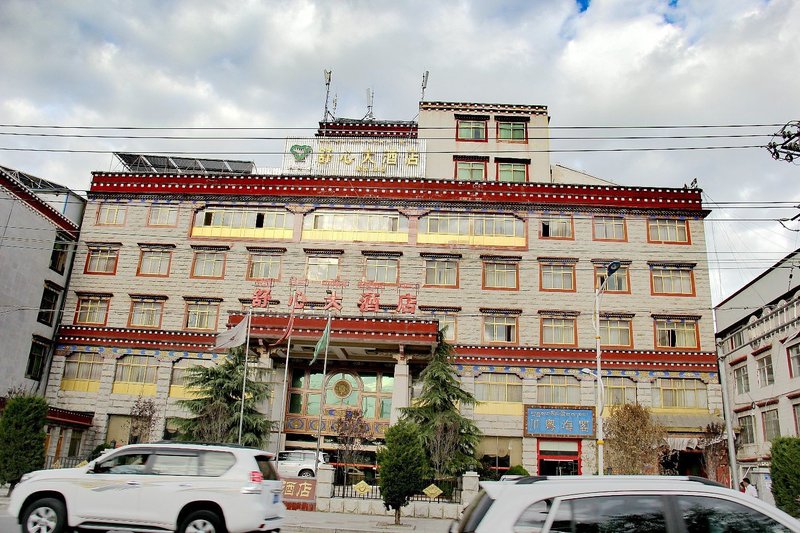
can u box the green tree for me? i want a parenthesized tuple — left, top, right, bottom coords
(377, 420, 429, 525)
(175, 346, 273, 447)
(0, 395, 48, 494)
(770, 437, 800, 517)
(401, 334, 481, 477)
(605, 403, 665, 475)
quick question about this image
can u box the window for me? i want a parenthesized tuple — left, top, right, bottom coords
(37, 283, 61, 325)
(794, 404, 800, 435)
(61, 352, 104, 392)
(307, 256, 339, 281)
(475, 373, 522, 402)
(648, 218, 690, 243)
(129, 298, 164, 328)
(652, 378, 708, 408)
(497, 121, 527, 141)
(756, 355, 775, 386)
(738, 415, 756, 445)
(437, 314, 457, 342)
(678, 495, 793, 532)
(592, 216, 626, 241)
(483, 315, 517, 344)
(191, 250, 225, 279)
(96, 204, 126, 225)
(555, 495, 668, 533)
(604, 377, 637, 405)
(424, 258, 458, 287)
(600, 318, 632, 347)
(456, 119, 487, 141)
(538, 375, 580, 404)
(655, 318, 699, 349)
(540, 263, 575, 291)
(247, 252, 281, 280)
(75, 294, 110, 325)
(137, 248, 172, 277)
(541, 316, 576, 346)
(763, 409, 781, 441)
(185, 300, 219, 330)
(169, 358, 214, 398)
(733, 365, 750, 394)
(193, 207, 293, 239)
(419, 213, 525, 243)
(595, 264, 629, 292)
(788, 344, 800, 378)
(497, 162, 527, 183)
(147, 205, 178, 226)
(85, 246, 119, 274)
(303, 209, 408, 243)
(67, 430, 83, 457)
(651, 266, 695, 296)
(95, 451, 151, 474)
(49, 231, 70, 274)
(483, 261, 518, 290)
(25, 337, 49, 380)
(727, 330, 746, 353)
(365, 257, 398, 284)
(455, 161, 486, 181)
(540, 215, 573, 239)
(114, 355, 158, 384)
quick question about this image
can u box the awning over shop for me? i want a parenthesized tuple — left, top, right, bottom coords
(654, 413, 725, 451)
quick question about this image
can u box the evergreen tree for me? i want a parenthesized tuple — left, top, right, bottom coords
(770, 437, 800, 517)
(0, 395, 48, 494)
(401, 334, 481, 477)
(377, 420, 429, 525)
(175, 346, 273, 447)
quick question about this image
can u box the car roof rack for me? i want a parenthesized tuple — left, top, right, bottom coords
(513, 475, 727, 487)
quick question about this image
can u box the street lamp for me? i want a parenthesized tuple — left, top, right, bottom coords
(591, 260, 621, 476)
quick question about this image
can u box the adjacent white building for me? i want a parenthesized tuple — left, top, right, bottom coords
(714, 248, 800, 504)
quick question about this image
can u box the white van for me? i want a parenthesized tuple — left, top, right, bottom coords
(276, 449, 330, 478)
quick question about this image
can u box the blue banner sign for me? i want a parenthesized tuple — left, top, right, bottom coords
(524, 405, 595, 438)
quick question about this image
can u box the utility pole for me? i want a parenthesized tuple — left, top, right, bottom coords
(767, 121, 800, 162)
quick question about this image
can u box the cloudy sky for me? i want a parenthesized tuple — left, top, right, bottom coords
(1, 0, 798, 305)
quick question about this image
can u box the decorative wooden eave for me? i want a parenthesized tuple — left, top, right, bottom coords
(57, 325, 218, 351)
(228, 313, 440, 346)
(88, 174, 708, 216)
(0, 398, 93, 428)
(0, 170, 80, 237)
(452, 345, 719, 372)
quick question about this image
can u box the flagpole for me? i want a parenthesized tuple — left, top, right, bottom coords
(237, 308, 253, 445)
(275, 332, 292, 457)
(314, 312, 332, 474)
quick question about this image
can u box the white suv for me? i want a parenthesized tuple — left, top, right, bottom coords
(452, 475, 800, 533)
(8, 442, 284, 533)
(276, 449, 330, 478)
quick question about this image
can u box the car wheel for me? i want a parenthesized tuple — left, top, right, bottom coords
(298, 469, 314, 478)
(179, 510, 225, 533)
(21, 497, 67, 533)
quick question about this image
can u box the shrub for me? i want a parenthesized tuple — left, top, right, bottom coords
(770, 437, 800, 517)
(505, 464, 530, 476)
(0, 395, 48, 492)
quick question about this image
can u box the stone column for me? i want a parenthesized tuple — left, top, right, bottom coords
(390, 347, 411, 425)
(315, 463, 335, 512)
(460, 471, 480, 512)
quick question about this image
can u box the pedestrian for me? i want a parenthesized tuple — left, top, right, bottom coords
(739, 481, 746, 493)
(742, 477, 759, 498)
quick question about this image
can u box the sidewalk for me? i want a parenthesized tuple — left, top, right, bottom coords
(283, 509, 451, 533)
(1, 497, 451, 533)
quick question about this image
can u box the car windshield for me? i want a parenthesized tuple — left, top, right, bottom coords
(455, 489, 494, 533)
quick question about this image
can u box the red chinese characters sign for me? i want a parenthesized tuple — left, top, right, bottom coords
(282, 477, 317, 502)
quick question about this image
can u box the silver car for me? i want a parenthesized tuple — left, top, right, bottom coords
(452, 475, 800, 533)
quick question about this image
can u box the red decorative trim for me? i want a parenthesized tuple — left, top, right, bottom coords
(89, 174, 707, 214)
(756, 398, 779, 408)
(452, 345, 718, 371)
(728, 354, 748, 366)
(787, 390, 800, 400)
(0, 398, 93, 428)
(733, 405, 753, 413)
(317, 120, 417, 138)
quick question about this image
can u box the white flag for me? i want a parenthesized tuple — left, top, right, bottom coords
(213, 315, 249, 352)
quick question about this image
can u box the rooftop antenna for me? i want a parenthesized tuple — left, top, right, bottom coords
(322, 69, 333, 121)
(420, 70, 429, 101)
(364, 88, 374, 120)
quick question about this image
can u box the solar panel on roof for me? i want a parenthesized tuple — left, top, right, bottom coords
(115, 153, 255, 175)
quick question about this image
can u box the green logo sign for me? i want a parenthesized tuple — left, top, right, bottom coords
(290, 144, 313, 162)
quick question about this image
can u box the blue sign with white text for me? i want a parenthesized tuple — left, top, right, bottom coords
(524, 406, 595, 438)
